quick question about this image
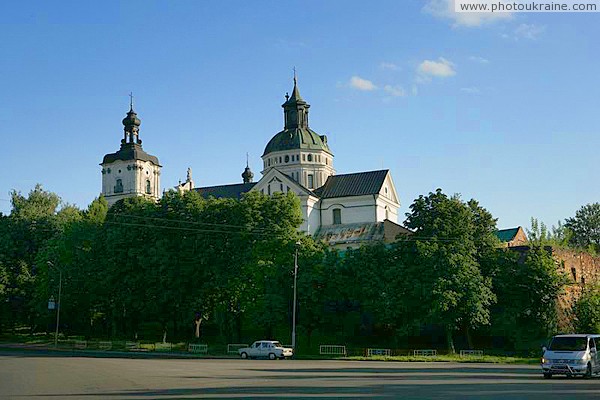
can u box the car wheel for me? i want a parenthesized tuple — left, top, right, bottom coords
(269, 353, 276, 360)
(240, 352, 248, 359)
(584, 363, 592, 379)
(543, 373, 552, 379)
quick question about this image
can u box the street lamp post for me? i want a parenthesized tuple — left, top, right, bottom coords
(291, 242, 300, 350)
(47, 261, 62, 348)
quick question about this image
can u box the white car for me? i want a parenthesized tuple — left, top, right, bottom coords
(541, 334, 600, 378)
(238, 340, 293, 360)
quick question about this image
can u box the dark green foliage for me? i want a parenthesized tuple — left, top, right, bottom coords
(0, 184, 573, 354)
(573, 285, 600, 333)
(565, 203, 600, 254)
(486, 247, 567, 350)
(401, 189, 497, 352)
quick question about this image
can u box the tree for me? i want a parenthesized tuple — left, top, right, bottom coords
(488, 246, 566, 350)
(573, 285, 600, 333)
(401, 189, 496, 352)
(527, 217, 571, 247)
(565, 203, 600, 254)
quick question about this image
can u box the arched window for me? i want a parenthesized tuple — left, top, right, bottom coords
(114, 179, 123, 193)
(385, 206, 389, 220)
(307, 174, 314, 189)
(146, 179, 152, 194)
(307, 154, 313, 162)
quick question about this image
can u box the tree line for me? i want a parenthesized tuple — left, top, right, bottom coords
(0, 184, 598, 353)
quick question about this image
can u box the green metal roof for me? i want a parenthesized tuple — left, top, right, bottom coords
(313, 170, 389, 199)
(262, 127, 331, 156)
(494, 227, 521, 242)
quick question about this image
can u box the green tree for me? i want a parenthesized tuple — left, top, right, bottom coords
(402, 189, 496, 352)
(565, 203, 600, 254)
(487, 246, 566, 350)
(573, 285, 600, 333)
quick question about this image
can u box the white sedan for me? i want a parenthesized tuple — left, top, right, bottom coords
(238, 340, 293, 360)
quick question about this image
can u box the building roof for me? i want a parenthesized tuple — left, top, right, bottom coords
(263, 127, 331, 156)
(102, 143, 160, 165)
(313, 170, 389, 199)
(494, 227, 522, 242)
(194, 182, 256, 199)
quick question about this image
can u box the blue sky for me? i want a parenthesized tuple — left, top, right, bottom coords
(0, 0, 598, 230)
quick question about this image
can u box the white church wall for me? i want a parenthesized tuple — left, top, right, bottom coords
(320, 195, 379, 226)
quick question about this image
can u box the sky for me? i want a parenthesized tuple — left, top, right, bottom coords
(0, 0, 598, 230)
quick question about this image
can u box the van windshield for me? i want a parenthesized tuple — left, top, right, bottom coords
(549, 336, 587, 351)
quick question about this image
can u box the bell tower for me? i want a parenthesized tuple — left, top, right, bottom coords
(100, 95, 162, 206)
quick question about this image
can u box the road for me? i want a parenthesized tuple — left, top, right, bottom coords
(1, 352, 599, 399)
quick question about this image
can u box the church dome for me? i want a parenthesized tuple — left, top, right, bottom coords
(263, 127, 331, 156)
(122, 109, 141, 127)
(263, 77, 332, 157)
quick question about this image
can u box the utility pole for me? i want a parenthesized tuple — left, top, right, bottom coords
(47, 261, 62, 348)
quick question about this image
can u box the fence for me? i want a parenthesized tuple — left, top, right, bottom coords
(227, 344, 248, 354)
(126, 341, 141, 351)
(188, 344, 208, 354)
(460, 349, 483, 357)
(319, 345, 347, 356)
(98, 341, 112, 350)
(413, 349, 437, 356)
(367, 348, 391, 357)
(73, 340, 87, 350)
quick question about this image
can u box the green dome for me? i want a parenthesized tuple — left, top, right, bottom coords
(263, 127, 331, 156)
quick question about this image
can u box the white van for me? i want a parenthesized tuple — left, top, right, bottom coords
(541, 334, 600, 378)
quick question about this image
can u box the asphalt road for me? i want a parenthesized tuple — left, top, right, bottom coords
(1, 352, 600, 399)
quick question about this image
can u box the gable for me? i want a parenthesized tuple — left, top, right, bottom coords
(252, 168, 317, 199)
(377, 172, 400, 205)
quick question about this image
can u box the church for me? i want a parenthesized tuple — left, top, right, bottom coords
(101, 78, 409, 248)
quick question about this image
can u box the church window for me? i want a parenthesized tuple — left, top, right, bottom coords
(302, 154, 306, 161)
(385, 206, 389, 220)
(279, 157, 282, 163)
(261, 189, 264, 194)
(114, 179, 123, 193)
(268, 159, 271, 166)
(307, 154, 312, 162)
(268, 185, 271, 196)
(118, 169, 122, 174)
(146, 179, 151, 194)
(280, 183, 283, 192)
(333, 209, 342, 225)
(317, 155, 320, 162)
(285, 155, 289, 163)
(307, 174, 314, 189)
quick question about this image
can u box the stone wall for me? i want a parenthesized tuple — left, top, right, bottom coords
(551, 247, 600, 331)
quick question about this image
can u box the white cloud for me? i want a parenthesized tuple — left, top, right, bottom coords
(384, 85, 407, 97)
(380, 62, 401, 71)
(349, 76, 377, 91)
(423, 0, 512, 28)
(460, 87, 481, 94)
(469, 55, 489, 64)
(514, 23, 545, 40)
(417, 57, 456, 78)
